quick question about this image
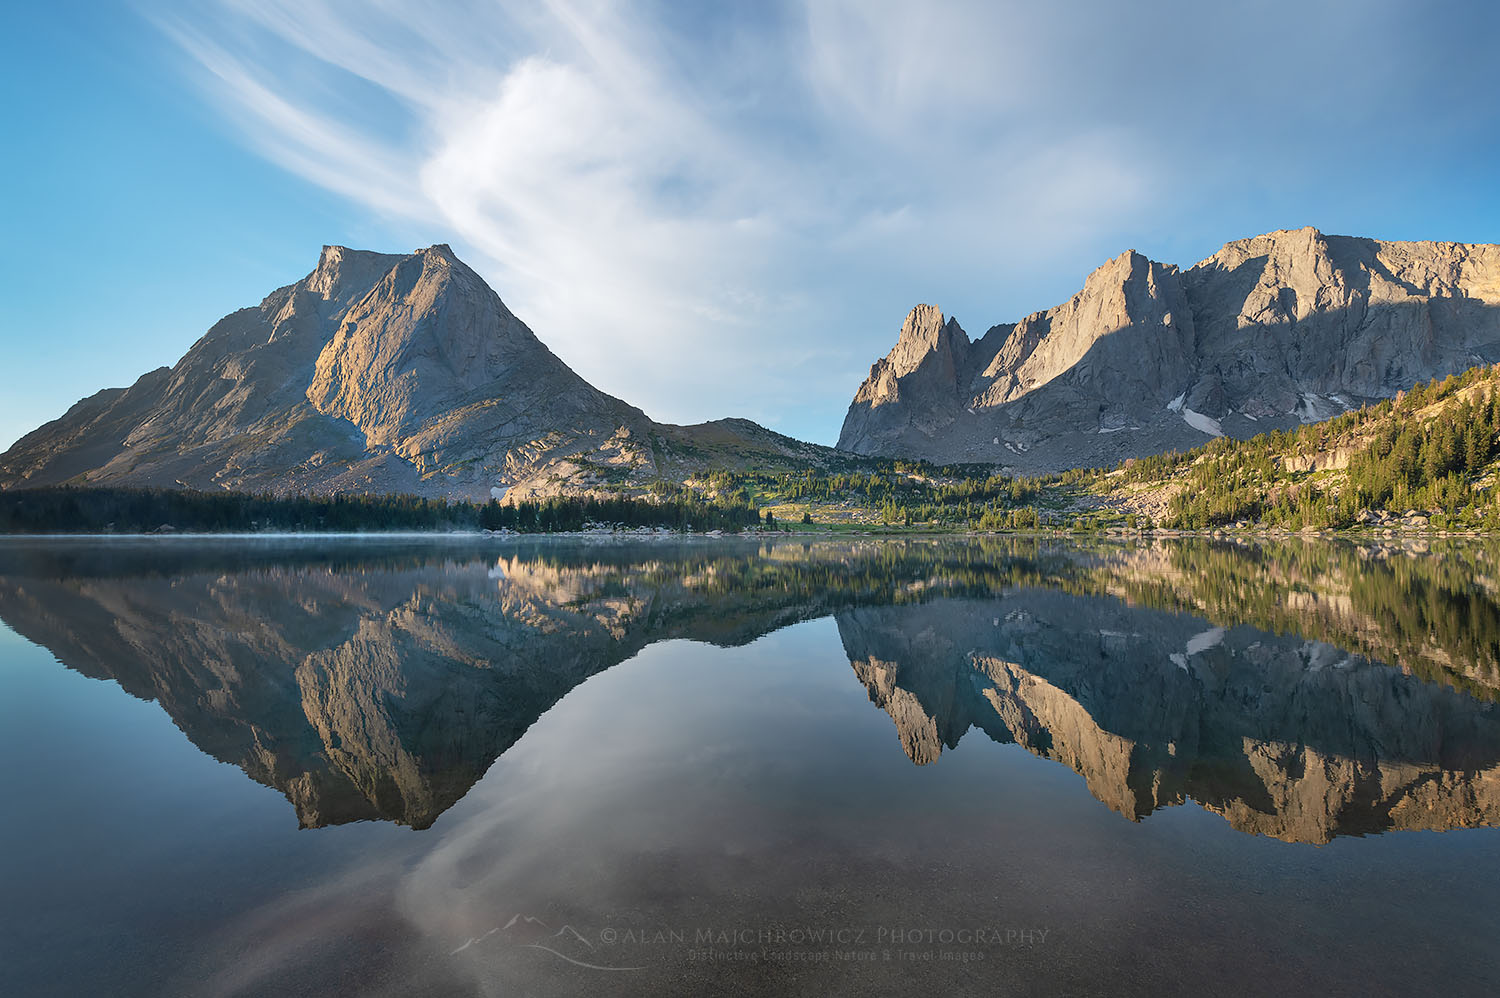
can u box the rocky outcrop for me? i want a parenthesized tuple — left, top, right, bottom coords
(0, 245, 833, 501)
(839, 305, 974, 449)
(304, 245, 650, 473)
(840, 228, 1500, 470)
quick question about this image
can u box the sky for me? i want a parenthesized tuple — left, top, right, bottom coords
(3, 0, 1499, 451)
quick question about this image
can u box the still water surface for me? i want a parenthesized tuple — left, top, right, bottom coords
(2, 535, 1498, 996)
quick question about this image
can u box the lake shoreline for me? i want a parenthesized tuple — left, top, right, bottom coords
(0, 525, 1495, 542)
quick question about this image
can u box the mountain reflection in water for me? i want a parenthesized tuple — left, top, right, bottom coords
(1, 535, 1497, 843)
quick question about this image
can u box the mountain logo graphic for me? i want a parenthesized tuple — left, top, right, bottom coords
(450, 915, 648, 971)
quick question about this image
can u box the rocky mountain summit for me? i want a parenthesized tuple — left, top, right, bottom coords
(840, 228, 1500, 470)
(0, 244, 828, 500)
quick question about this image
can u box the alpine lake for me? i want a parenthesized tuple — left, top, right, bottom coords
(3, 533, 1499, 997)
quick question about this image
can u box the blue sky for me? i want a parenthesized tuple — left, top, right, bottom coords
(3, 0, 1499, 451)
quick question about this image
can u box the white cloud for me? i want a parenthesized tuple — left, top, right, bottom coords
(152, 0, 1499, 443)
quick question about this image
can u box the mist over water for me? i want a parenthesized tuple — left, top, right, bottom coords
(2, 535, 1499, 996)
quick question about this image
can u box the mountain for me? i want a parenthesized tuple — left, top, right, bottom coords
(0, 244, 832, 500)
(839, 228, 1500, 471)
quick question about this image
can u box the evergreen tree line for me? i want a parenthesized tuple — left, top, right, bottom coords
(701, 466, 1050, 527)
(0, 486, 763, 534)
(479, 494, 761, 533)
(1157, 366, 1500, 529)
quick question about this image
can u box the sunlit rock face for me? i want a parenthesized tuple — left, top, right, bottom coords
(839, 228, 1500, 471)
(0, 536, 1497, 840)
(0, 246, 828, 501)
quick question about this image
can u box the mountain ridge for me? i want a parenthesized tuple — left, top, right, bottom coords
(839, 227, 1500, 471)
(9, 227, 1500, 500)
(0, 244, 836, 500)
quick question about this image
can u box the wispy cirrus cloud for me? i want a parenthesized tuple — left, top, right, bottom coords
(151, 0, 1499, 442)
